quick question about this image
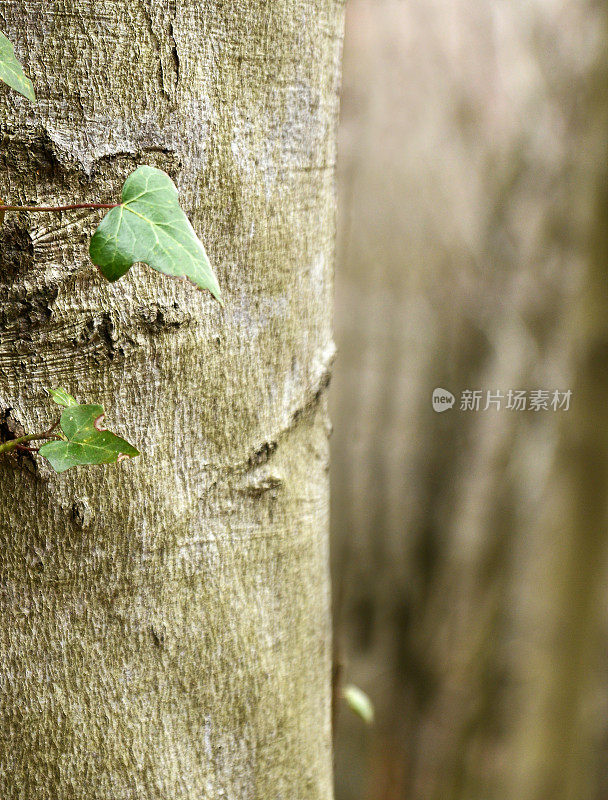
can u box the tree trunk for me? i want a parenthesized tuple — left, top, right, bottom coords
(507, 15, 608, 799)
(0, 3, 343, 798)
(332, 3, 608, 799)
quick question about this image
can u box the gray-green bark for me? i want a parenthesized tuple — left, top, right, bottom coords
(0, 3, 343, 798)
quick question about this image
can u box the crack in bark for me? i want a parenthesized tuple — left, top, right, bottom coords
(0, 409, 37, 471)
(228, 341, 336, 476)
(168, 20, 180, 87)
(138, 0, 179, 102)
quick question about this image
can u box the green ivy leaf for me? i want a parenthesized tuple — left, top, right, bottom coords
(90, 166, 222, 303)
(47, 387, 78, 407)
(0, 31, 35, 102)
(342, 685, 374, 725)
(39, 403, 139, 473)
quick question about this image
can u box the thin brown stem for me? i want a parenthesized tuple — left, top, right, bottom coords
(0, 203, 119, 213)
(0, 419, 62, 455)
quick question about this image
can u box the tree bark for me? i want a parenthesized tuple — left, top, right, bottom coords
(0, 2, 343, 798)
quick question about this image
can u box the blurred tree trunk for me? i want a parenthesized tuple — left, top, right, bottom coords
(0, 2, 343, 798)
(508, 17, 608, 800)
(332, 3, 608, 800)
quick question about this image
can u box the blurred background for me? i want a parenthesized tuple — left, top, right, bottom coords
(330, 2, 608, 799)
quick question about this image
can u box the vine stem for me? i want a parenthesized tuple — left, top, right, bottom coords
(0, 203, 119, 213)
(0, 421, 61, 455)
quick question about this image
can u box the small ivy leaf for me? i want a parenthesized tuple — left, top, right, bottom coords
(89, 166, 222, 303)
(39, 404, 139, 473)
(0, 31, 36, 102)
(342, 684, 374, 725)
(46, 387, 78, 407)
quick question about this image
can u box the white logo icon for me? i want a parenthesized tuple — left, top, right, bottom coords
(432, 388, 455, 412)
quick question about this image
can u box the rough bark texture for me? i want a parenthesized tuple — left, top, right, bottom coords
(0, 2, 343, 798)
